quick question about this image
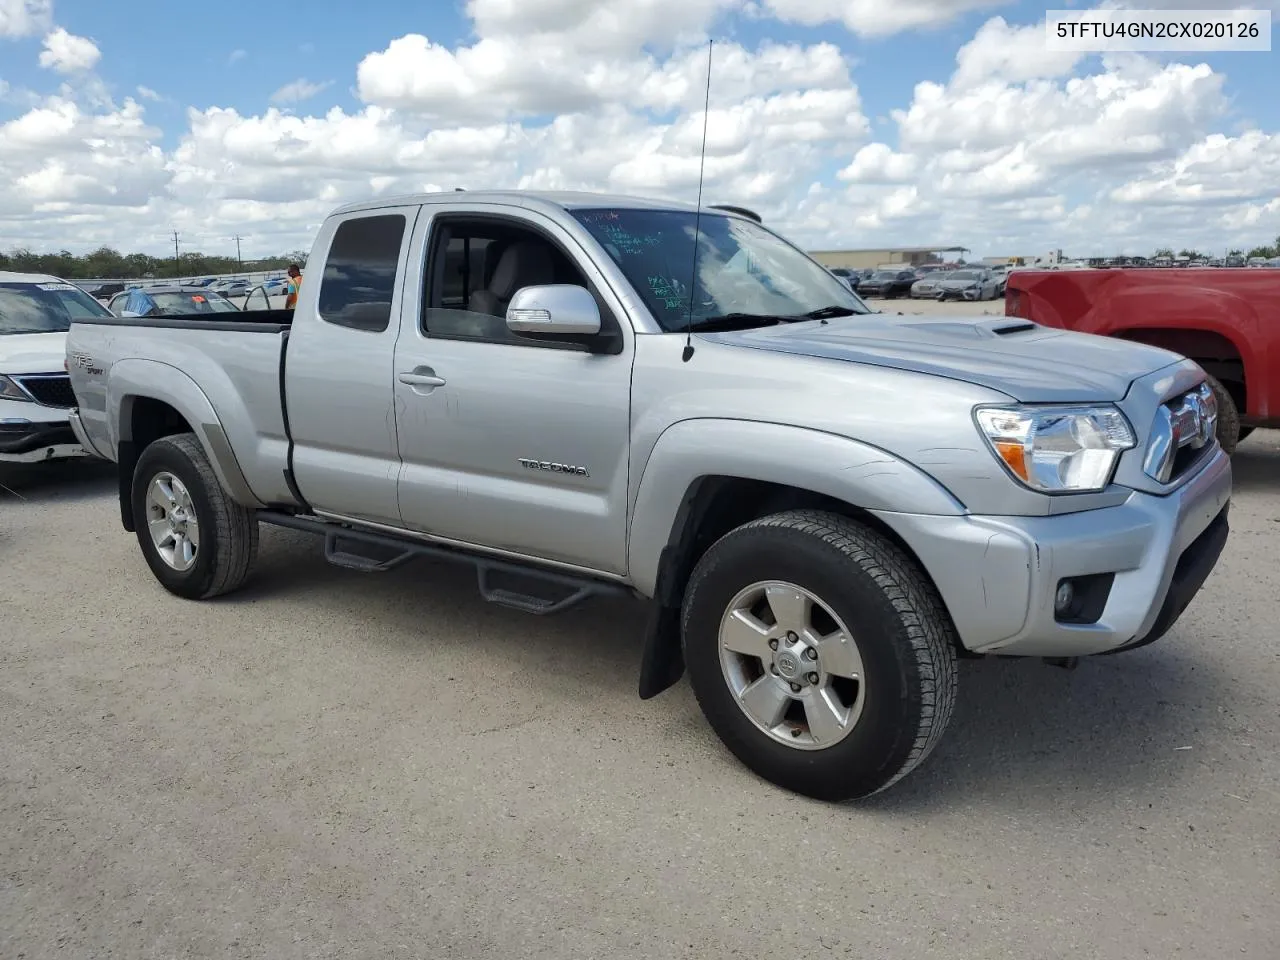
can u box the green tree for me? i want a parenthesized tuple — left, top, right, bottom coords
(1153, 247, 1175, 259)
(1, 245, 310, 280)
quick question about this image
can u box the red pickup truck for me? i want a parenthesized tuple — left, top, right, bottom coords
(1005, 268, 1278, 452)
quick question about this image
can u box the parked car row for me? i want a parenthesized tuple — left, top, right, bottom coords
(81, 274, 291, 306)
(828, 264, 1007, 301)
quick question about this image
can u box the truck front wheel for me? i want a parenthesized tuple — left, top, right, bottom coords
(1204, 373, 1241, 454)
(681, 510, 958, 801)
(131, 433, 259, 600)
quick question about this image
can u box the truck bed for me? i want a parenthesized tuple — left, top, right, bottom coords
(67, 309, 300, 507)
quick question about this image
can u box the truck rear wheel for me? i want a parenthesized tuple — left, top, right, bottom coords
(681, 510, 958, 801)
(1204, 373, 1241, 454)
(131, 433, 259, 600)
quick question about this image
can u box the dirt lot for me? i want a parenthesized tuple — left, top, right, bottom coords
(861, 292, 1010, 316)
(3, 338, 1278, 957)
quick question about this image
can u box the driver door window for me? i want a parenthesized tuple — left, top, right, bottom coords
(421, 219, 608, 346)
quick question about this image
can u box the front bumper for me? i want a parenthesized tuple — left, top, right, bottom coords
(874, 447, 1232, 657)
(0, 401, 91, 463)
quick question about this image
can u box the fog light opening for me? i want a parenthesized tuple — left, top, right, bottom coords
(1053, 573, 1116, 625)
(1054, 581, 1075, 615)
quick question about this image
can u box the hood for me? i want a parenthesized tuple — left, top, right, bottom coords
(0, 331, 68, 375)
(701, 314, 1181, 402)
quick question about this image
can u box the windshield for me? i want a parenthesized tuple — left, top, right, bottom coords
(0, 281, 113, 334)
(871, 271, 901, 280)
(148, 292, 239, 315)
(569, 208, 870, 331)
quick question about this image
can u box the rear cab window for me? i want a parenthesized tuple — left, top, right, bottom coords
(318, 213, 409, 332)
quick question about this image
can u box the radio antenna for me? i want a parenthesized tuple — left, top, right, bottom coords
(682, 38, 713, 363)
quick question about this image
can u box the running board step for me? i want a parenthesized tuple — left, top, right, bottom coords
(324, 531, 414, 572)
(477, 565, 597, 615)
(261, 511, 628, 615)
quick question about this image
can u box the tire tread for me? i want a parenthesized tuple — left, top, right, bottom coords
(684, 508, 959, 799)
(136, 433, 258, 599)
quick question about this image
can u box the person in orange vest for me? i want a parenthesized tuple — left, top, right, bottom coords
(284, 263, 303, 310)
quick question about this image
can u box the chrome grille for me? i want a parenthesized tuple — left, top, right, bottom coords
(1143, 382, 1216, 484)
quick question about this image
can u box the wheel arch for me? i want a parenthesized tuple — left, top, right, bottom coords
(109, 359, 262, 531)
(1111, 324, 1251, 417)
(630, 420, 966, 699)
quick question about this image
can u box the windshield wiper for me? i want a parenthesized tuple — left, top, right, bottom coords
(688, 313, 791, 332)
(688, 306, 866, 333)
(803, 305, 863, 319)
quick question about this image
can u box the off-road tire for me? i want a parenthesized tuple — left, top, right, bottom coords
(1204, 373, 1241, 454)
(681, 509, 959, 802)
(131, 433, 259, 600)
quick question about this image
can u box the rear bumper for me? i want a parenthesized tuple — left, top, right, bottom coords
(873, 447, 1232, 657)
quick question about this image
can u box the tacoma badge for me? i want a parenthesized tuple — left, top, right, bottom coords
(518, 458, 590, 477)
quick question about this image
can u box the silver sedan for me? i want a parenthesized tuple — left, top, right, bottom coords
(934, 268, 1001, 301)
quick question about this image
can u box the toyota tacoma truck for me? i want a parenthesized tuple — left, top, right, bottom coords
(65, 191, 1232, 801)
(1, 271, 114, 464)
(1005, 267, 1279, 453)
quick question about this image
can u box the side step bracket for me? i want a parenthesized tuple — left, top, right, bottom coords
(260, 511, 628, 615)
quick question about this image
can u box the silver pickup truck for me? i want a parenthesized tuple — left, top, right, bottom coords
(65, 190, 1232, 800)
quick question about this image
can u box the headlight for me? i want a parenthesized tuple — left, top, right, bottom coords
(975, 404, 1136, 493)
(0, 375, 32, 402)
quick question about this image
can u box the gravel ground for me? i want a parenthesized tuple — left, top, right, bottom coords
(2, 389, 1277, 958)
(860, 293, 1010, 316)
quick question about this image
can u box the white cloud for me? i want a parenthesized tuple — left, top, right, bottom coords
(466, 0, 739, 52)
(764, 0, 1010, 36)
(838, 142, 918, 183)
(357, 33, 857, 120)
(136, 85, 163, 101)
(38, 27, 101, 73)
(270, 78, 333, 104)
(0, 0, 51, 37)
(952, 16, 1082, 89)
(1111, 131, 1280, 207)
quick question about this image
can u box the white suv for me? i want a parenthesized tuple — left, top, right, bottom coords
(0, 272, 113, 464)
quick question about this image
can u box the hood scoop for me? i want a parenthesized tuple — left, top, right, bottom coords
(992, 321, 1036, 335)
(906, 318, 1042, 339)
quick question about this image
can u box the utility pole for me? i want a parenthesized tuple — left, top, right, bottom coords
(171, 230, 181, 278)
(233, 235, 243, 270)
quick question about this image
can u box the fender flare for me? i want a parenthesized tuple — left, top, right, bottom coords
(628, 419, 964, 597)
(628, 419, 965, 700)
(109, 359, 263, 530)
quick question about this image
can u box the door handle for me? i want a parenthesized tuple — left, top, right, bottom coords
(398, 371, 446, 387)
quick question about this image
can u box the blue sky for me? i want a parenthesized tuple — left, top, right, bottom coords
(1, 0, 1277, 258)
